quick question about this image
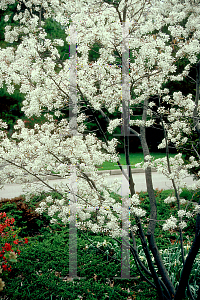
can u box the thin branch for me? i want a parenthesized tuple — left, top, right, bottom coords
(130, 69, 162, 91)
(115, 6, 123, 24)
(0, 156, 62, 196)
(187, 75, 196, 83)
(192, 143, 200, 160)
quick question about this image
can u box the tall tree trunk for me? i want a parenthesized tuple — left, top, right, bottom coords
(174, 202, 200, 300)
(140, 99, 175, 298)
(193, 60, 200, 145)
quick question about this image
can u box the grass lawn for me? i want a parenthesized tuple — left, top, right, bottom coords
(97, 152, 177, 170)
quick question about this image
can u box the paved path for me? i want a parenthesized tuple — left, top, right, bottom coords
(106, 172, 195, 196)
(0, 169, 195, 199)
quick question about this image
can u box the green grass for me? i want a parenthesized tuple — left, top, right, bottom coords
(96, 152, 177, 170)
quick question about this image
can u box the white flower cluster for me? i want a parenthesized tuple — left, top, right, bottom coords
(0, 0, 15, 10)
(158, 92, 197, 149)
(194, 205, 200, 214)
(141, 153, 196, 188)
(162, 195, 199, 231)
(177, 210, 186, 218)
(0, 119, 8, 129)
(164, 196, 176, 204)
(163, 215, 177, 231)
(129, 119, 154, 127)
(107, 119, 121, 134)
(129, 194, 146, 217)
(135, 154, 154, 170)
(0, 0, 200, 238)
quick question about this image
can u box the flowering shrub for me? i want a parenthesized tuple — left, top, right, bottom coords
(0, 212, 28, 291)
(0, 0, 200, 298)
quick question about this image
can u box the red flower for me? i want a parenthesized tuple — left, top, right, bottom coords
(13, 240, 19, 245)
(4, 243, 12, 251)
(24, 238, 28, 244)
(2, 264, 7, 271)
(0, 212, 6, 219)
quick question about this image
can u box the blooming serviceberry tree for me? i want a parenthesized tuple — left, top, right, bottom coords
(0, 0, 200, 299)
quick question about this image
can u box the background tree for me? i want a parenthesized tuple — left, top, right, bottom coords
(0, 0, 200, 299)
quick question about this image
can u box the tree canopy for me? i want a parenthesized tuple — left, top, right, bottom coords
(0, 0, 200, 299)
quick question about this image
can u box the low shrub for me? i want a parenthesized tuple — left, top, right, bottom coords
(0, 188, 199, 299)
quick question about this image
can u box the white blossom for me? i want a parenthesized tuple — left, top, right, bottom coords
(4, 14, 10, 22)
(164, 196, 176, 204)
(178, 210, 186, 218)
(194, 205, 200, 214)
(107, 119, 121, 134)
(163, 216, 177, 231)
(0, 0, 199, 240)
(180, 198, 187, 205)
(179, 221, 187, 230)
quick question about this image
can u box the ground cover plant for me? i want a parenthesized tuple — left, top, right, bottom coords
(0, 188, 199, 300)
(0, 1, 200, 299)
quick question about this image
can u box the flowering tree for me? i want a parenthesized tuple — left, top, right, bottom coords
(0, 0, 200, 299)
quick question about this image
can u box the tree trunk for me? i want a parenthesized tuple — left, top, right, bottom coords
(174, 204, 200, 300)
(140, 99, 175, 298)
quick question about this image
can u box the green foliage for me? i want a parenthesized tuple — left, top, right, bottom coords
(177, 130, 200, 180)
(0, 4, 17, 43)
(135, 188, 197, 245)
(0, 188, 199, 299)
(88, 42, 101, 62)
(43, 19, 70, 62)
(0, 198, 51, 237)
(21, 115, 48, 129)
(0, 6, 25, 130)
(0, 202, 21, 221)
(1, 225, 132, 300)
(0, 85, 24, 131)
(137, 239, 200, 299)
(180, 188, 195, 201)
